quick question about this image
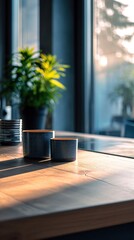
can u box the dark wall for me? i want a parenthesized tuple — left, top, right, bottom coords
(40, 0, 87, 132)
(0, 0, 5, 82)
(40, 0, 53, 53)
(0, 0, 12, 117)
(52, 0, 75, 131)
(40, 0, 75, 131)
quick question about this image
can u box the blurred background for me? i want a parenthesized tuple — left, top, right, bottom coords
(1, 0, 134, 137)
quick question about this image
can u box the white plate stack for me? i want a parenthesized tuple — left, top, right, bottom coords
(0, 119, 22, 145)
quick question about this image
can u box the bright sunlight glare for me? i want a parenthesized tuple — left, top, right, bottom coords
(116, 0, 134, 55)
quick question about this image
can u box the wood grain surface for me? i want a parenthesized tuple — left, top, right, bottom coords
(0, 132, 134, 239)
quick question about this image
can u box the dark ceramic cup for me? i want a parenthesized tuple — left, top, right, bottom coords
(51, 138, 78, 162)
(23, 130, 55, 159)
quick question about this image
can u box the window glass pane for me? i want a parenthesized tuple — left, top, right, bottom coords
(93, 0, 134, 135)
(11, 0, 39, 118)
(19, 0, 39, 50)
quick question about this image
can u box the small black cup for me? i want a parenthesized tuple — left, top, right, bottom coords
(51, 138, 78, 162)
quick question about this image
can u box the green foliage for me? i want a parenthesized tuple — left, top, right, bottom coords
(0, 47, 69, 110)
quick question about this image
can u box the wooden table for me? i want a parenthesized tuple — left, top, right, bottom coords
(0, 131, 134, 239)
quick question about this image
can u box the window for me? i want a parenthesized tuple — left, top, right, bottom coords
(12, 0, 39, 51)
(19, 0, 39, 49)
(87, 0, 134, 135)
(12, 0, 39, 118)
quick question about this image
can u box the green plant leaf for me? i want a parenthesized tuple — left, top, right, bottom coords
(50, 79, 66, 89)
(0, 47, 69, 110)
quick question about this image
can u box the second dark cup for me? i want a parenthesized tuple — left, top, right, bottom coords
(51, 138, 78, 162)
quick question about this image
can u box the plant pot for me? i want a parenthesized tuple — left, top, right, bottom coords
(121, 118, 134, 138)
(21, 107, 48, 130)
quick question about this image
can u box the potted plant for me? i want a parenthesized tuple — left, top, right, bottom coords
(0, 47, 69, 129)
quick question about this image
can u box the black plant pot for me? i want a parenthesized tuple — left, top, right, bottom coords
(21, 107, 48, 130)
(121, 118, 134, 138)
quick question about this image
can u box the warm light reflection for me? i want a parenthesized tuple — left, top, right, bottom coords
(99, 56, 108, 67)
(0, 150, 126, 209)
(116, 0, 134, 56)
(119, 0, 134, 21)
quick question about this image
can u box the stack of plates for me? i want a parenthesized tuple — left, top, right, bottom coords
(0, 119, 22, 145)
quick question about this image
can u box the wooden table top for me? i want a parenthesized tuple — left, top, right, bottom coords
(0, 132, 134, 239)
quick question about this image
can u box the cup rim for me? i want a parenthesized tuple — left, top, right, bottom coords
(23, 129, 54, 133)
(51, 138, 78, 141)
